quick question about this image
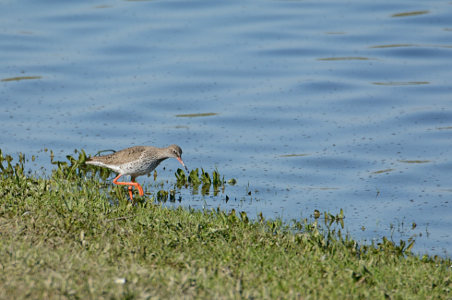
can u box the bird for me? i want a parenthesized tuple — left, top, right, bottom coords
(85, 144, 187, 202)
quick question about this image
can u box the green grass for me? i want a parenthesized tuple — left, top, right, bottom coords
(0, 150, 450, 299)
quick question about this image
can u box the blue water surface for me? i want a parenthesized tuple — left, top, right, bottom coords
(1, 0, 452, 256)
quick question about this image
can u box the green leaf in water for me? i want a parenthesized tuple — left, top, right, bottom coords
(227, 178, 237, 185)
(372, 81, 429, 86)
(201, 169, 211, 185)
(369, 44, 416, 49)
(279, 153, 309, 157)
(372, 168, 395, 174)
(317, 57, 372, 61)
(175, 112, 218, 118)
(157, 190, 168, 202)
(1, 76, 42, 82)
(188, 168, 201, 186)
(398, 160, 430, 164)
(391, 10, 429, 18)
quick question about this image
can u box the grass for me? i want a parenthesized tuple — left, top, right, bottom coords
(0, 149, 451, 299)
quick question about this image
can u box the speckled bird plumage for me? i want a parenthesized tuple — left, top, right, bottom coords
(86, 144, 183, 176)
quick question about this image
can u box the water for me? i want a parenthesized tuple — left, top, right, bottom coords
(1, 0, 451, 256)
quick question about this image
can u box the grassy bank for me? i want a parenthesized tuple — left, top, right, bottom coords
(0, 150, 450, 299)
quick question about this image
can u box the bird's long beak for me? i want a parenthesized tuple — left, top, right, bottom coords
(177, 157, 188, 171)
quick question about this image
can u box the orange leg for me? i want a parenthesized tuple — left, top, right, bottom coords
(113, 174, 144, 201)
